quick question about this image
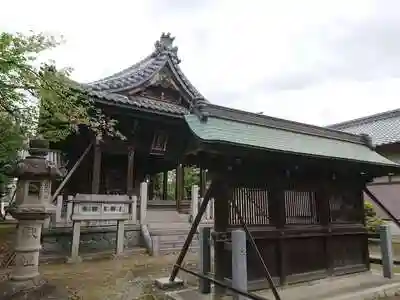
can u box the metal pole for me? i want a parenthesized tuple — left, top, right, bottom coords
(231, 199, 282, 300)
(169, 181, 215, 282)
(51, 142, 93, 202)
(176, 265, 267, 300)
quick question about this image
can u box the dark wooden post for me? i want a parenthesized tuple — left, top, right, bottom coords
(181, 165, 185, 200)
(163, 171, 168, 200)
(91, 139, 102, 194)
(319, 185, 333, 275)
(214, 180, 230, 297)
(127, 147, 135, 196)
(175, 167, 179, 208)
(273, 186, 287, 285)
(149, 175, 157, 200)
(175, 164, 183, 211)
(200, 168, 207, 198)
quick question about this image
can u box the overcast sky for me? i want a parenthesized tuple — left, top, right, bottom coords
(2, 0, 400, 125)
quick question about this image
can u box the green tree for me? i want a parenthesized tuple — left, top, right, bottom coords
(0, 31, 121, 142)
(0, 114, 23, 193)
(364, 201, 384, 234)
(0, 31, 122, 185)
(184, 167, 200, 198)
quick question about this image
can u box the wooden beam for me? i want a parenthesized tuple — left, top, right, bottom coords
(364, 187, 400, 229)
(51, 143, 93, 202)
(127, 147, 135, 196)
(91, 139, 102, 194)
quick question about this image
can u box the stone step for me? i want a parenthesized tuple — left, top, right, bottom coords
(155, 233, 198, 240)
(158, 240, 199, 247)
(159, 243, 200, 251)
(159, 246, 199, 256)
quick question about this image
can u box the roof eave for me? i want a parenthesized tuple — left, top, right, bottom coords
(201, 104, 370, 146)
(190, 135, 400, 175)
(94, 98, 186, 119)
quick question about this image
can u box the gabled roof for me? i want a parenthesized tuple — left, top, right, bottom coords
(327, 109, 400, 146)
(82, 33, 204, 115)
(185, 104, 400, 170)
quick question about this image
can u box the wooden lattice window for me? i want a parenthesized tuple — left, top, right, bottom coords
(329, 190, 363, 223)
(150, 131, 169, 155)
(284, 190, 318, 224)
(229, 187, 270, 226)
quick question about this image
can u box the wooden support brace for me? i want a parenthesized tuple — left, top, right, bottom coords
(51, 143, 93, 202)
(169, 181, 215, 282)
(364, 187, 400, 229)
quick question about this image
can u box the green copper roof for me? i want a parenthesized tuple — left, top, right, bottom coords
(185, 115, 399, 167)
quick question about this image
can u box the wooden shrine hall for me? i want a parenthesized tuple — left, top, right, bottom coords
(54, 33, 209, 209)
(52, 33, 400, 288)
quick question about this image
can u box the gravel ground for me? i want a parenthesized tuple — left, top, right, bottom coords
(1, 252, 200, 300)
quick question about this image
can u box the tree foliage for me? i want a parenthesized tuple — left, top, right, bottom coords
(0, 31, 123, 141)
(0, 114, 23, 190)
(364, 201, 384, 234)
(0, 31, 123, 188)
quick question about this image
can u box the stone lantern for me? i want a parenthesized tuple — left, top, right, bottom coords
(1, 138, 62, 294)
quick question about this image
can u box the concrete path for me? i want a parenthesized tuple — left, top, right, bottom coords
(166, 272, 400, 300)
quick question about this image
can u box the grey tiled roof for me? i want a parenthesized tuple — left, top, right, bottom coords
(328, 109, 400, 146)
(85, 33, 203, 100)
(88, 90, 188, 115)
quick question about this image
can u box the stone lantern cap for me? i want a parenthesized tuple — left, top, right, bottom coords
(8, 138, 62, 180)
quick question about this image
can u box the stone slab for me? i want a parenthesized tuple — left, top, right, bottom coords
(155, 277, 184, 290)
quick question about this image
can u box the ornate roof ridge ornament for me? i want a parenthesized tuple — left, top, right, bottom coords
(153, 32, 181, 64)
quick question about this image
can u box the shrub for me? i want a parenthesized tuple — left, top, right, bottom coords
(364, 201, 385, 234)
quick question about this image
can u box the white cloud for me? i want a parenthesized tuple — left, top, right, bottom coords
(2, 0, 400, 125)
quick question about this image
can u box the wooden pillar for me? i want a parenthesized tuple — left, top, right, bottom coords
(200, 168, 207, 198)
(127, 148, 135, 196)
(319, 186, 333, 275)
(271, 185, 287, 285)
(214, 179, 230, 297)
(181, 166, 185, 200)
(149, 175, 156, 201)
(163, 171, 168, 200)
(175, 164, 183, 210)
(91, 139, 101, 194)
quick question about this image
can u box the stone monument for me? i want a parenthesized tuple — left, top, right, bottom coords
(0, 138, 67, 299)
